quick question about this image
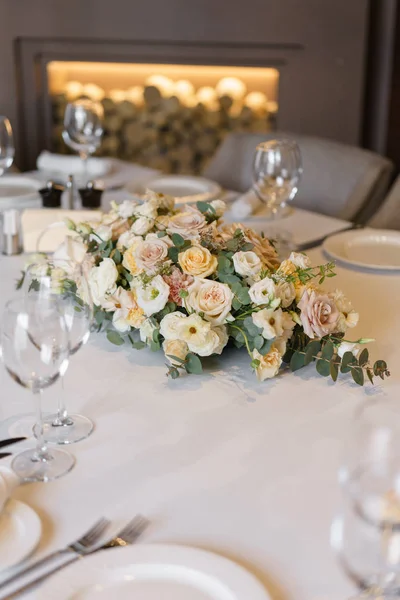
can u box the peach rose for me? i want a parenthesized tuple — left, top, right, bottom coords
(298, 289, 339, 339)
(167, 210, 206, 240)
(134, 238, 169, 274)
(178, 246, 217, 278)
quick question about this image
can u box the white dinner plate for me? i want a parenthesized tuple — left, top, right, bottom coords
(323, 228, 400, 270)
(144, 175, 222, 203)
(38, 544, 270, 600)
(0, 176, 41, 210)
(0, 499, 42, 574)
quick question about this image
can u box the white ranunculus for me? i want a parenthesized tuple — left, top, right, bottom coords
(117, 229, 141, 250)
(275, 280, 296, 308)
(88, 258, 118, 307)
(212, 325, 229, 355)
(107, 288, 145, 331)
(177, 313, 216, 355)
(139, 318, 158, 343)
(210, 199, 227, 217)
(252, 308, 286, 340)
(288, 252, 311, 269)
(337, 342, 360, 359)
(94, 225, 112, 242)
(53, 237, 87, 267)
(249, 277, 278, 307)
(232, 251, 262, 278)
(136, 275, 170, 316)
(185, 279, 233, 325)
(118, 200, 137, 218)
(160, 311, 186, 340)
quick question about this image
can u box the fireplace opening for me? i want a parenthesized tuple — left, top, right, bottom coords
(47, 61, 279, 174)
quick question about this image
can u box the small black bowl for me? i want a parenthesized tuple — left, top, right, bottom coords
(78, 187, 103, 209)
(39, 183, 64, 208)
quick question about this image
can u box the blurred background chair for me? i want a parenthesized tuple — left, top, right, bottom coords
(204, 132, 394, 223)
(368, 174, 400, 230)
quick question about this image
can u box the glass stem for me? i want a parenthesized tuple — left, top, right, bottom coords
(52, 376, 73, 427)
(80, 151, 89, 185)
(33, 388, 49, 460)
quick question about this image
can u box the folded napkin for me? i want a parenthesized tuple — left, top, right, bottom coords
(0, 467, 19, 514)
(229, 188, 263, 220)
(21, 209, 101, 253)
(37, 151, 112, 178)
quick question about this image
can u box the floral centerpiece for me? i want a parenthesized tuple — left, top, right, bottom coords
(39, 192, 389, 385)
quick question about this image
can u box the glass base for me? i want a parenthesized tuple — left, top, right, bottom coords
(12, 448, 75, 482)
(42, 414, 94, 445)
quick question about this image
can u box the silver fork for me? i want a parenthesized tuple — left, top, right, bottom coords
(0, 517, 110, 592)
(0, 515, 149, 599)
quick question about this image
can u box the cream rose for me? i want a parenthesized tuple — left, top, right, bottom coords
(167, 210, 206, 240)
(88, 258, 118, 307)
(94, 224, 112, 242)
(178, 246, 218, 278)
(136, 275, 170, 316)
(139, 318, 158, 343)
(232, 251, 262, 278)
(298, 289, 339, 339)
(210, 199, 227, 217)
(122, 239, 144, 276)
(288, 252, 311, 269)
(53, 237, 88, 275)
(160, 311, 186, 340)
(249, 277, 279, 307)
(332, 289, 359, 332)
(117, 229, 141, 250)
(212, 325, 229, 354)
(146, 189, 175, 212)
(185, 279, 233, 325)
(163, 339, 189, 364)
(118, 200, 137, 218)
(131, 202, 157, 235)
(252, 345, 283, 381)
(275, 280, 296, 308)
(134, 238, 169, 274)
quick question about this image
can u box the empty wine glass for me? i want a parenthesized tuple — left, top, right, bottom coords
(0, 297, 74, 482)
(332, 398, 400, 596)
(23, 258, 94, 444)
(62, 99, 104, 184)
(0, 116, 14, 176)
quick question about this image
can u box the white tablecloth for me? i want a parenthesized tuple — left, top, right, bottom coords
(0, 213, 398, 599)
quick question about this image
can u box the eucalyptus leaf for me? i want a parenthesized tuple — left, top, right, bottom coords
(171, 233, 185, 248)
(330, 359, 339, 382)
(253, 335, 264, 350)
(290, 351, 305, 372)
(185, 353, 203, 374)
(304, 340, 321, 365)
(167, 354, 186, 365)
(341, 351, 357, 373)
(352, 366, 364, 386)
(321, 341, 334, 360)
(106, 330, 125, 346)
(168, 247, 179, 263)
(358, 348, 369, 367)
(316, 358, 330, 376)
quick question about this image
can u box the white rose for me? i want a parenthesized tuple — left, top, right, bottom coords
(232, 251, 262, 278)
(94, 225, 112, 242)
(131, 216, 154, 236)
(145, 189, 175, 212)
(117, 229, 141, 250)
(210, 199, 227, 217)
(88, 258, 118, 307)
(160, 311, 186, 340)
(185, 279, 233, 325)
(249, 277, 279, 307)
(337, 342, 360, 359)
(275, 280, 296, 308)
(139, 318, 158, 343)
(53, 237, 87, 267)
(146, 232, 174, 248)
(163, 339, 189, 364)
(288, 252, 311, 269)
(176, 313, 218, 356)
(167, 210, 206, 240)
(252, 346, 283, 381)
(118, 200, 137, 218)
(134, 238, 169, 274)
(136, 274, 170, 316)
(212, 325, 229, 355)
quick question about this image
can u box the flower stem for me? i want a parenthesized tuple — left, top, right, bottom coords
(230, 324, 252, 357)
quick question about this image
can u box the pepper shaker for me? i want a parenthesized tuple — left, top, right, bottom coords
(2, 209, 22, 255)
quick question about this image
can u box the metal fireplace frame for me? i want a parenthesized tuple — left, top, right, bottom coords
(16, 38, 303, 170)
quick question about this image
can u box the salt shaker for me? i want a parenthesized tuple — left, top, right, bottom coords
(2, 209, 22, 255)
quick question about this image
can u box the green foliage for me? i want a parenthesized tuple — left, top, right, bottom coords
(168, 246, 179, 263)
(290, 351, 305, 371)
(171, 233, 185, 248)
(185, 353, 203, 374)
(106, 330, 125, 346)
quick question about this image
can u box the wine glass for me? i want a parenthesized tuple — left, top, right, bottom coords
(332, 398, 400, 596)
(253, 138, 302, 215)
(0, 297, 74, 482)
(62, 99, 104, 184)
(23, 258, 94, 444)
(0, 116, 14, 176)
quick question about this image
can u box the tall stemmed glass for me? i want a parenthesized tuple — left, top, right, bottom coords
(62, 99, 104, 184)
(332, 398, 400, 597)
(0, 116, 14, 176)
(0, 297, 74, 482)
(23, 258, 94, 444)
(253, 139, 302, 216)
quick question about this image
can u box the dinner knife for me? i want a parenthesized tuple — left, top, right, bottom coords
(0, 453, 12, 460)
(296, 223, 364, 252)
(0, 437, 26, 449)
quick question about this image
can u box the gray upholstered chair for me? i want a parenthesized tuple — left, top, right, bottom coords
(369, 174, 400, 230)
(204, 132, 394, 223)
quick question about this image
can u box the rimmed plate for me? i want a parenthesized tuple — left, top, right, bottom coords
(323, 228, 400, 270)
(38, 543, 270, 600)
(0, 499, 42, 576)
(145, 175, 222, 204)
(0, 176, 41, 210)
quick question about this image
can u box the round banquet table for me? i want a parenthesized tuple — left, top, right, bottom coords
(0, 243, 398, 600)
